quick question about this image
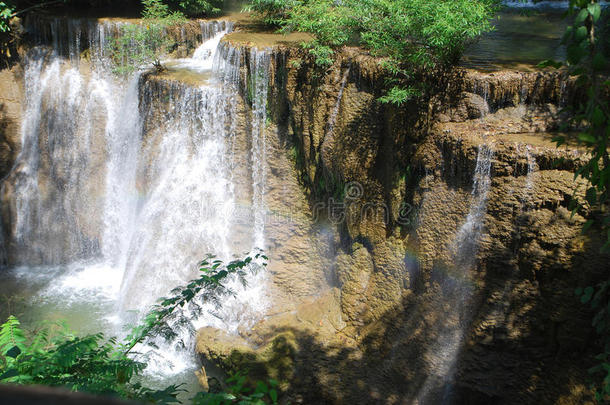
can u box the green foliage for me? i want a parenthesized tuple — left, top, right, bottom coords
(0, 1, 14, 33)
(245, 0, 298, 27)
(109, 0, 186, 74)
(142, 0, 175, 19)
(543, 0, 610, 401)
(124, 252, 266, 353)
(192, 372, 279, 405)
(0, 253, 267, 404)
(166, 0, 223, 16)
(247, 0, 499, 103)
(545, 1, 610, 252)
(0, 316, 166, 400)
(378, 86, 421, 106)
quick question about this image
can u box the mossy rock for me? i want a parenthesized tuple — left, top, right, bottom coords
(196, 327, 298, 390)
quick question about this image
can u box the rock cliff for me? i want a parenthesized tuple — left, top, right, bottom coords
(194, 37, 608, 404)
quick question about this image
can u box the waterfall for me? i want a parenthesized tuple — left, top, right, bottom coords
(454, 144, 494, 265)
(8, 49, 118, 264)
(472, 81, 490, 109)
(326, 65, 350, 136)
(172, 21, 234, 72)
(2, 17, 269, 383)
(523, 146, 537, 208)
(249, 48, 271, 250)
(417, 143, 494, 404)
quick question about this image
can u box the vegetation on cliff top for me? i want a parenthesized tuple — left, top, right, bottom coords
(246, 0, 499, 104)
(109, 0, 186, 74)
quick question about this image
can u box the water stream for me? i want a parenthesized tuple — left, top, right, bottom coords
(417, 144, 495, 404)
(0, 17, 270, 389)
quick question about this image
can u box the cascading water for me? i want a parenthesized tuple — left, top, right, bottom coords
(454, 144, 494, 266)
(248, 48, 271, 250)
(1, 16, 270, 386)
(326, 65, 351, 137)
(522, 146, 537, 208)
(170, 21, 233, 72)
(417, 144, 494, 404)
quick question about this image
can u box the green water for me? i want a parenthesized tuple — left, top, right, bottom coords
(462, 9, 568, 71)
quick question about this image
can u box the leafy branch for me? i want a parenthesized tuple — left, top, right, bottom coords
(540, 0, 610, 401)
(0, 1, 15, 33)
(108, 0, 187, 75)
(123, 252, 267, 354)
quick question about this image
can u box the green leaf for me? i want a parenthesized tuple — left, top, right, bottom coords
(270, 388, 278, 403)
(0, 369, 19, 381)
(578, 132, 596, 144)
(575, 8, 589, 25)
(5, 345, 20, 358)
(552, 136, 566, 147)
(576, 25, 589, 42)
(582, 286, 594, 304)
(576, 287, 583, 296)
(587, 3, 601, 22)
(537, 59, 563, 69)
(255, 381, 268, 394)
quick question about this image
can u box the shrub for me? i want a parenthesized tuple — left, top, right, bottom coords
(247, 0, 500, 104)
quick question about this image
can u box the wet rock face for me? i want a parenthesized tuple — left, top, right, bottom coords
(442, 92, 490, 121)
(413, 129, 602, 403)
(192, 44, 607, 404)
(0, 64, 23, 180)
(0, 63, 24, 258)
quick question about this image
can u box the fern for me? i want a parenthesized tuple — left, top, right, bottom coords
(0, 315, 26, 354)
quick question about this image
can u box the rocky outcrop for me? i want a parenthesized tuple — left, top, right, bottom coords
(194, 40, 607, 405)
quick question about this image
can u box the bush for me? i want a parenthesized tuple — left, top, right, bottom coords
(0, 2, 14, 33)
(109, 0, 187, 74)
(166, 0, 224, 16)
(247, 0, 499, 104)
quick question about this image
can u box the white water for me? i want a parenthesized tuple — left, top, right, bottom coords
(249, 48, 271, 250)
(327, 65, 350, 137)
(523, 146, 538, 208)
(2, 18, 270, 383)
(170, 21, 233, 72)
(454, 144, 494, 264)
